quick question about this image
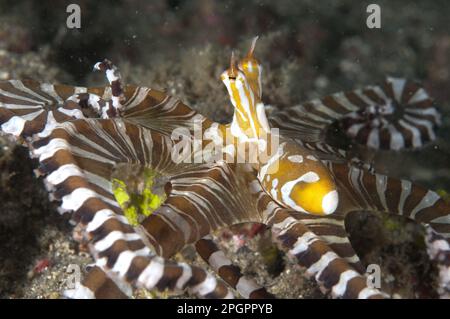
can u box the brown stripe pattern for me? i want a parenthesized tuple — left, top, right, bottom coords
(1, 57, 449, 299)
(250, 177, 382, 298)
(267, 209, 384, 298)
(140, 163, 260, 258)
(94, 59, 126, 115)
(65, 266, 131, 299)
(30, 117, 235, 298)
(324, 161, 450, 237)
(0, 79, 88, 138)
(269, 77, 440, 150)
(195, 235, 274, 299)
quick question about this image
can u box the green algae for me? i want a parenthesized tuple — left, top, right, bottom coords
(112, 168, 166, 226)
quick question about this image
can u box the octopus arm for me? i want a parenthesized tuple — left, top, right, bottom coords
(253, 178, 382, 298)
(195, 235, 274, 299)
(268, 208, 384, 298)
(27, 117, 237, 298)
(268, 78, 440, 151)
(325, 161, 450, 239)
(121, 85, 213, 138)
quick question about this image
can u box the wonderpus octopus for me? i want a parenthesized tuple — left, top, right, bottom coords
(0, 37, 449, 299)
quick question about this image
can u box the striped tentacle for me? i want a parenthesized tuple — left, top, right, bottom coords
(0, 79, 92, 139)
(65, 92, 116, 119)
(291, 138, 373, 172)
(29, 118, 233, 298)
(195, 235, 274, 299)
(31, 118, 178, 217)
(91, 55, 206, 137)
(136, 162, 269, 297)
(268, 78, 440, 151)
(325, 161, 450, 238)
(140, 162, 262, 258)
(29, 116, 166, 249)
(70, 255, 234, 299)
(340, 78, 440, 150)
(425, 226, 450, 298)
(287, 211, 365, 273)
(64, 83, 200, 127)
(122, 87, 212, 138)
(268, 95, 350, 143)
(250, 178, 370, 294)
(293, 138, 347, 160)
(94, 59, 126, 114)
(65, 265, 131, 299)
(266, 209, 384, 299)
(0, 79, 152, 139)
(251, 174, 363, 271)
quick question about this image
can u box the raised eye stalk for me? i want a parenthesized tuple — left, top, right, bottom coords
(247, 36, 259, 59)
(238, 36, 263, 100)
(228, 51, 238, 79)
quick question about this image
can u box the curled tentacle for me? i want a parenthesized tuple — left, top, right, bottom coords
(65, 92, 117, 119)
(94, 59, 126, 115)
(340, 77, 441, 150)
(268, 77, 441, 151)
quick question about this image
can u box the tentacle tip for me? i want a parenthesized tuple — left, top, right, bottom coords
(93, 62, 102, 71)
(248, 36, 260, 57)
(33, 168, 43, 177)
(229, 51, 238, 78)
(93, 59, 113, 71)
